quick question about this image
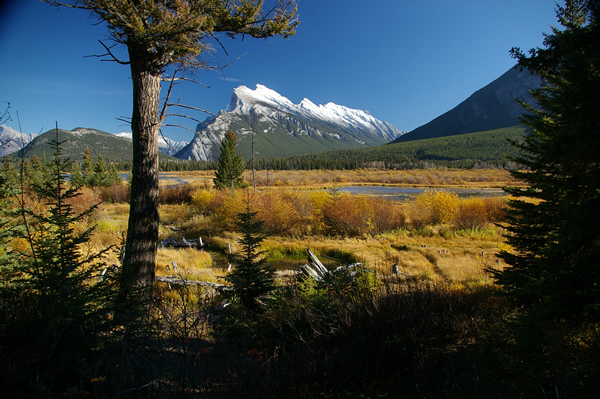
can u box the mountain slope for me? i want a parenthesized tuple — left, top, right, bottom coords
(16, 127, 134, 161)
(10, 127, 185, 161)
(0, 125, 37, 156)
(267, 125, 527, 169)
(115, 132, 188, 156)
(393, 67, 541, 143)
(175, 85, 405, 161)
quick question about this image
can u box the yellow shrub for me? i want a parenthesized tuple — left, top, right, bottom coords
(454, 197, 489, 229)
(323, 193, 404, 236)
(254, 190, 302, 235)
(412, 190, 460, 226)
(213, 190, 246, 230)
(191, 188, 218, 214)
(482, 196, 507, 223)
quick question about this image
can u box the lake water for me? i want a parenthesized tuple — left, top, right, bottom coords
(336, 186, 505, 200)
(118, 173, 505, 199)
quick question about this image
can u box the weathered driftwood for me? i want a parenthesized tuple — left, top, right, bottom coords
(301, 249, 412, 282)
(160, 236, 204, 249)
(155, 275, 230, 292)
(300, 249, 377, 282)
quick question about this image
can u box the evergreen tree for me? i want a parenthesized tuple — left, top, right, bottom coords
(70, 161, 84, 187)
(29, 155, 45, 187)
(82, 146, 94, 186)
(214, 130, 247, 190)
(107, 162, 122, 186)
(496, 0, 600, 321)
(225, 198, 274, 311)
(25, 131, 113, 326)
(93, 154, 109, 187)
(0, 156, 23, 290)
(0, 128, 117, 394)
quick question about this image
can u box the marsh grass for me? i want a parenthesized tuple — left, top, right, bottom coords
(156, 248, 213, 275)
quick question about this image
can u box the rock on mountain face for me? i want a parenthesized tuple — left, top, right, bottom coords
(392, 66, 542, 143)
(114, 132, 188, 156)
(0, 125, 37, 156)
(175, 85, 405, 161)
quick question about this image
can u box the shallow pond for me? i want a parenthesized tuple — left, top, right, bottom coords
(336, 186, 505, 200)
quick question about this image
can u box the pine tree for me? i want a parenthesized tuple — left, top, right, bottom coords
(93, 154, 109, 187)
(70, 162, 84, 187)
(25, 130, 113, 327)
(496, 0, 600, 321)
(107, 162, 122, 186)
(0, 157, 23, 290)
(225, 197, 274, 311)
(214, 131, 247, 190)
(0, 127, 117, 394)
(82, 146, 94, 187)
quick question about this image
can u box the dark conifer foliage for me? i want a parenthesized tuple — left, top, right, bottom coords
(496, 0, 600, 321)
(0, 128, 117, 396)
(214, 130, 247, 189)
(225, 197, 274, 310)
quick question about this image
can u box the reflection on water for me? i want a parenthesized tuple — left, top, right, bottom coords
(336, 186, 505, 200)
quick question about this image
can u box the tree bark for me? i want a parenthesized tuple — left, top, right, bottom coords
(118, 55, 162, 306)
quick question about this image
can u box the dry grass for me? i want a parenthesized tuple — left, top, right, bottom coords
(156, 247, 217, 281)
(158, 168, 519, 189)
(245, 168, 520, 188)
(92, 176, 509, 287)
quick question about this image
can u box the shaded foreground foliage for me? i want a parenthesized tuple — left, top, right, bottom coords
(1, 153, 599, 397)
(497, 0, 600, 322)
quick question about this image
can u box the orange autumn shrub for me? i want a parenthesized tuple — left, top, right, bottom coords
(454, 197, 489, 229)
(323, 193, 404, 236)
(214, 190, 246, 230)
(482, 196, 507, 223)
(253, 190, 303, 235)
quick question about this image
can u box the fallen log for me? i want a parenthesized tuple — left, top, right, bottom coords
(155, 275, 230, 292)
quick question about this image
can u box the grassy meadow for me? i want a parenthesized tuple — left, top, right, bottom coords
(95, 168, 512, 287)
(4, 168, 598, 398)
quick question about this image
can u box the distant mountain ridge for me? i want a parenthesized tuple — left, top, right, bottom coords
(175, 84, 405, 161)
(393, 66, 541, 143)
(1, 126, 188, 160)
(0, 125, 37, 156)
(114, 132, 188, 156)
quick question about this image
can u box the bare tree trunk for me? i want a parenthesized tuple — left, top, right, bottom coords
(118, 59, 161, 306)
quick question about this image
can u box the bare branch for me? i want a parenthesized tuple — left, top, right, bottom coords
(165, 103, 217, 117)
(160, 124, 197, 134)
(160, 76, 211, 89)
(1, 102, 11, 125)
(210, 33, 230, 57)
(42, 1, 90, 10)
(84, 40, 129, 64)
(163, 113, 203, 124)
(116, 116, 132, 125)
(159, 72, 178, 124)
(158, 129, 174, 152)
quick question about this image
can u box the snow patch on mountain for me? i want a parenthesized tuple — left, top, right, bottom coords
(228, 84, 402, 142)
(114, 132, 188, 156)
(0, 125, 37, 156)
(176, 85, 406, 161)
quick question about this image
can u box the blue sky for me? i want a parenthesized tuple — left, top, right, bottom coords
(1, 0, 557, 142)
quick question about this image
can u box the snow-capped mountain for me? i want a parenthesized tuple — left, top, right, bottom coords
(175, 85, 405, 161)
(114, 132, 188, 156)
(0, 125, 37, 156)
